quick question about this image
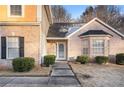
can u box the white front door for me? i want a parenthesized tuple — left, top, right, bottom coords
(57, 42, 66, 60)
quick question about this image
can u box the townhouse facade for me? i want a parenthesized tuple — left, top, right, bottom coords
(0, 5, 52, 65)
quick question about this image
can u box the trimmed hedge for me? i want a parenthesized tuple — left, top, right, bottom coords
(12, 57, 35, 72)
(95, 56, 109, 64)
(44, 55, 56, 67)
(116, 53, 124, 65)
(76, 56, 89, 64)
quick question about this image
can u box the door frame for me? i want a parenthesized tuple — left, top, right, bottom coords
(56, 42, 66, 60)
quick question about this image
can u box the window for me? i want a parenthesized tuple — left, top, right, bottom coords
(9, 5, 23, 16)
(83, 39, 89, 55)
(92, 40, 104, 56)
(7, 37, 19, 59)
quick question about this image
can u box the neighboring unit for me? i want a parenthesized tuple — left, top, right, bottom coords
(47, 18, 124, 62)
(0, 5, 52, 66)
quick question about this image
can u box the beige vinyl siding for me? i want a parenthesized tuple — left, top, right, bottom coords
(68, 20, 124, 61)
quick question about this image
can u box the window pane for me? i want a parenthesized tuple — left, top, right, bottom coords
(8, 37, 19, 47)
(59, 44, 64, 58)
(8, 48, 19, 58)
(10, 5, 22, 16)
(83, 40, 88, 47)
(83, 39, 89, 55)
(83, 48, 88, 55)
(92, 40, 104, 56)
(7, 37, 19, 59)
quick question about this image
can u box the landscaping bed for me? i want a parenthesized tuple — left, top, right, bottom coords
(69, 62, 124, 87)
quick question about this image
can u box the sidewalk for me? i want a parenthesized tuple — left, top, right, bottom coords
(48, 62, 80, 87)
(0, 62, 81, 87)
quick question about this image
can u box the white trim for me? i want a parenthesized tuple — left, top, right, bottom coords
(48, 5, 53, 24)
(95, 18, 124, 37)
(8, 5, 25, 17)
(56, 42, 66, 60)
(67, 17, 124, 38)
(0, 22, 40, 26)
(80, 35, 112, 38)
(47, 37, 68, 40)
(37, 5, 42, 22)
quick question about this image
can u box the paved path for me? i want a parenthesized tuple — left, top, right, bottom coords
(48, 62, 80, 87)
(0, 62, 80, 87)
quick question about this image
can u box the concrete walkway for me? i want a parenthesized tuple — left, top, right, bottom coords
(48, 62, 80, 87)
(0, 62, 80, 87)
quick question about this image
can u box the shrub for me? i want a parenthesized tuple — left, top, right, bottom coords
(76, 56, 81, 62)
(44, 55, 56, 67)
(76, 56, 89, 64)
(95, 56, 109, 64)
(116, 53, 124, 65)
(12, 57, 35, 72)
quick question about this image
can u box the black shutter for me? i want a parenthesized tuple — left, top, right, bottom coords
(19, 37, 24, 57)
(1, 37, 6, 59)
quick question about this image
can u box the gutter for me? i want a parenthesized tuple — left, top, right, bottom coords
(0, 22, 40, 26)
(44, 5, 53, 25)
(47, 37, 68, 40)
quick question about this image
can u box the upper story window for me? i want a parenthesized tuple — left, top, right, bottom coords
(9, 5, 24, 17)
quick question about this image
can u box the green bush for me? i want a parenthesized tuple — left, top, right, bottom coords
(44, 55, 56, 67)
(116, 53, 124, 65)
(76, 56, 81, 62)
(12, 57, 35, 72)
(95, 56, 109, 64)
(76, 56, 89, 64)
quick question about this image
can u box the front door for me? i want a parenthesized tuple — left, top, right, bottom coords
(57, 42, 66, 60)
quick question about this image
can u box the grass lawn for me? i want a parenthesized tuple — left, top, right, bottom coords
(69, 62, 124, 87)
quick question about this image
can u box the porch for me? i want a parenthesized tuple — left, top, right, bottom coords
(47, 39, 68, 61)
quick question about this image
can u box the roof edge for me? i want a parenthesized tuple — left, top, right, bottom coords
(67, 17, 124, 38)
(47, 37, 68, 40)
(44, 5, 53, 24)
(79, 35, 113, 38)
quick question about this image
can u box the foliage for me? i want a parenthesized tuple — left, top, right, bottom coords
(95, 56, 109, 64)
(116, 53, 124, 65)
(44, 55, 56, 67)
(12, 57, 35, 72)
(76, 56, 89, 64)
(79, 5, 123, 30)
(52, 5, 72, 22)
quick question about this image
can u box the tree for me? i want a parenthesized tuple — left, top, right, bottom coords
(51, 5, 72, 23)
(95, 5, 122, 28)
(79, 5, 123, 30)
(80, 6, 94, 22)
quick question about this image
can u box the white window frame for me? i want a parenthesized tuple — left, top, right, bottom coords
(82, 39, 89, 55)
(92, 39, 105, 56)
(6, 37, 19, 59)
(8, 5, 24, 17)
